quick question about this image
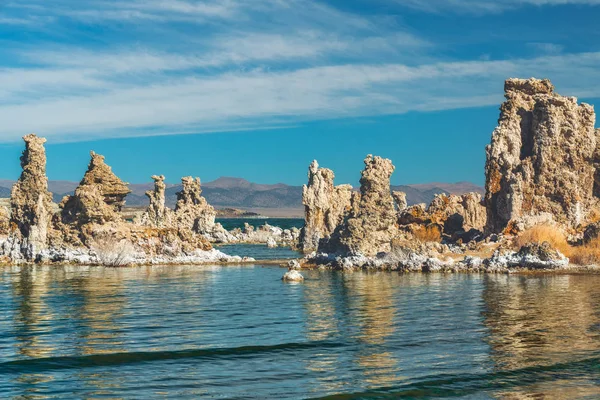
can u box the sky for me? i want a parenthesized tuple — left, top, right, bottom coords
(0, 0, 599, 187)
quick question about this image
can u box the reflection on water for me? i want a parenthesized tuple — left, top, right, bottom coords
(1, 266, 600, 399)
(482, 274, 600, 398)
(343, 273, 400, 388)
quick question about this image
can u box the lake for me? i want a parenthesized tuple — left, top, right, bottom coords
(216, 218, 304, 231)
(1, 259, 600, 398)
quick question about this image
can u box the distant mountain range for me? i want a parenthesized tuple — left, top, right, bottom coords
(0, 177, 484, 213)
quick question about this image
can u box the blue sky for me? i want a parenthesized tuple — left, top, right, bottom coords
(0, 0, 599, 187)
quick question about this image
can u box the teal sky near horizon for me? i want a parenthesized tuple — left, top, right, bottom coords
(0, 1, 599, 186)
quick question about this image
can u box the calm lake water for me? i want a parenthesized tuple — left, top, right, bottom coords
(1, 262, 600, 398)
(217, 243, 303, 260)
(216, 218, 304, 231)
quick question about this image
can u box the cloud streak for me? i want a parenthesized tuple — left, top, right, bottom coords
(1, 51, 599, 142)
(393, 0, 600, 14)
(0, 0, 598, 143)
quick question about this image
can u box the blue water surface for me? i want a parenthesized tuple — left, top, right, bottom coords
(1, 265, 599, 399)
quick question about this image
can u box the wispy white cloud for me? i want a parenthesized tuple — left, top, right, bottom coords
(1, 51, 599, 142)
(527, 42, 565, 55)
(0, 0, 597, 143)
(5, 0, 239, 22)
(393, 0, 600, 14)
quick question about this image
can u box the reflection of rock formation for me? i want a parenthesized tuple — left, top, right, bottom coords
(485, 78, 598, 233)
(482, 274, 600, 372)
(67, 270, 126, 356)
(302, 272, 345, 395)
(342, 272, 399, 387)
(299, 160, 352, 253)
(11, 266, 55, 358)
(9, 135, 54, 257)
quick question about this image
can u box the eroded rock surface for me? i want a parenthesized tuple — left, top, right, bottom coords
(81, 151, 131, 212)
(0, 205, 9, 235)
(59, 152, 131, 237)
(392, 191, 407, 212)
(299, 160, 352, 252)
(332, 155, 399, 256)
(9, 134, 54, 256)
(140, 175, 173, 228)
(426, 193, 486, 234)
(174, 177, 216, 234)
(485, 78, 597, 233)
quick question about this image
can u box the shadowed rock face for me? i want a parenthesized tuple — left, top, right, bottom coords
(174, 177, 216, 234)
(140, 175, 172, 228)
(9, 134, 53, 253)
(334, 155, 398, 257)
(485, 78, 598, 233)
(299, 160, 353, 253)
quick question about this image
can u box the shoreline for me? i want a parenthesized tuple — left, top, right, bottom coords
(2, 254, 600, 274)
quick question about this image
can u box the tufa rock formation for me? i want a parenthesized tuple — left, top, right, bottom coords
(79, 151, 131, 212)
(485, 78, 597, 234)
(140, 175, 173, 228)
(0, 205, 9, 235)
(60, 151, 131, 229)
(299, 160, 353, 253)
(173, 177, 216, 234)
(426, 193, 486, 235)
(392, 191, 407, 212)
(9, 134, 54, 254)
(333, 155, 399, 256)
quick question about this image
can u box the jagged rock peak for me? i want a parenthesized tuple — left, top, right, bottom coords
(504, 77, 554, 97)
(9, 134, 53, 254)
(176, 177, 204, 206)
(174, 176, 216, 234)
(141, 175, 172, 228)
(333, 155, 398, 257)
(485, 77, 597, 233)
(58, 151, 130, 232)
(80, 151, 131, 211)
(299, 160, 352, 253)
(359, 155, 395, 198)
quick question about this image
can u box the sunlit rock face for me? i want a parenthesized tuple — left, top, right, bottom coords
(0, 205, 9, 235)
(81, 151, 131, 212)
(392, 191, 407, 212)
(426, 193, 486, 234)
(140, 175, 173, 228)
(299, 160, 353, 253)
(173, 176, 216, 234)
(485, 78, 598, 233)
(9, 134, 54, 255)
(60, 151, 131, 227)
(332, 155, 399, 257)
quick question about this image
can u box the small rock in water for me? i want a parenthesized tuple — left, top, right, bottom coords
(267, 237, 277, 248)
(282, 269, 304, 282)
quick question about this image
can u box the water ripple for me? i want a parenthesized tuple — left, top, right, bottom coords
(1, 263, 600, 398)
